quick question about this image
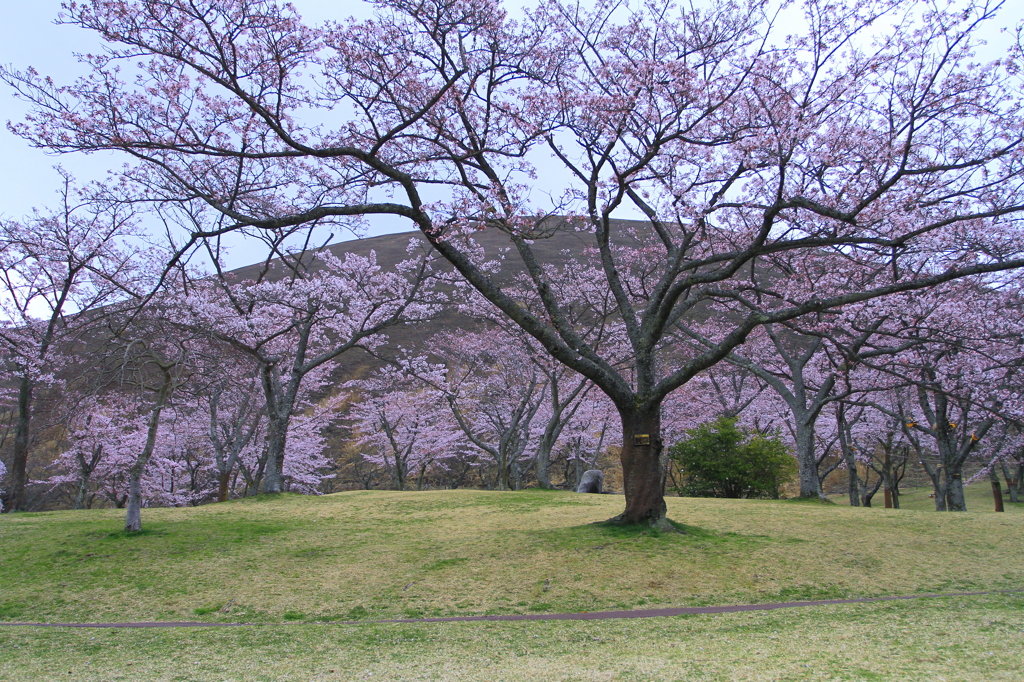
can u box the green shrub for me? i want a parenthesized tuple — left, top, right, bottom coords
(669, 416, 796, 499)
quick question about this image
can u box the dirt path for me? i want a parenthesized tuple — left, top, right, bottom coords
(2, 589, 1018, 628)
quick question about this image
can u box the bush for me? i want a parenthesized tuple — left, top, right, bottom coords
(668, 416, 795, 499)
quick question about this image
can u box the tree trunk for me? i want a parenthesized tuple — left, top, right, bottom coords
(124, 470, 145, 532)
(535, 436, 553, 489)
(845, 449, 860, 507)
(74, 478, 90, 510)
(4, 376, 33, 512)
(933, 471, 948, 512)
(1000, 460, 1020, 504)
(261, 415, 287, 494)
(610, 407, 668, 527)
(945, 469, 967, 512)
(125, 373, 173, 532)
(217, 470, 231, 503)
(793, 420, 823, 499)
(990, 472, 1005, 512)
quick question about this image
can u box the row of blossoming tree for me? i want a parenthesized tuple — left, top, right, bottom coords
(3, 0, 1024, 529)
(3, 208, 1023, 520)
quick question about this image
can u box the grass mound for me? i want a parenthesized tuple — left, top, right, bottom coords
(1, 489, 1021, 625)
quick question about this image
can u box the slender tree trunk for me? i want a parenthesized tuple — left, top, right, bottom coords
(74, 478, 90, 510)
(1001, 460, 1020, 504)
(396, 451, 407, 491)
(125, 373, 174, 533)
(611, 407, 668, 527)
(73, 444, 102, 511)
(881, 448, 894, 509)
(845, 449, 861, 507)
(5, 376, 33, 512)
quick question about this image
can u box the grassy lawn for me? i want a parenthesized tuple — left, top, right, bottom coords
(1, 490, 1022, 680)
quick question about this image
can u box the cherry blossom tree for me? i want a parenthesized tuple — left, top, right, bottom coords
(552, 391, 619, 491)
(408, 330, 548, 490)
(851, 283, 1024, 511)
(460, 273, 611, 488)
(169, 244, 439, 493)
(347, 366, 460, 490)
(5, 0, 1024, 527)
(0, 176, 147, 511)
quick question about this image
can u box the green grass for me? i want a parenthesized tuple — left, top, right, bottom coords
(1, 489, 1022, 679)
(1, 593, 1022, 680)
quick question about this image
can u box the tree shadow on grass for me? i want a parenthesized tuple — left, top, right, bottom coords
(89, 527, 170, 541)
(538, 518, 770, 549)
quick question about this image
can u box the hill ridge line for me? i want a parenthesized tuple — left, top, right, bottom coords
(3, 589, 1019, 628)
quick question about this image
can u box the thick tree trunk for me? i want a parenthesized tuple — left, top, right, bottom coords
(495, 455, 509, 491)
(124, 471, 145, 532)
(990, 471, 1005, 512)
(535, 436, 553, 489)
(610, 407, 668, 527)
(945, 470, 967, 512)
(933, 472, 948, 512)
(5, 376, 33, 512)
(261, 415, 288, 494)
(934, 431, 967, 512)
(217, 471, 231, 503)
(793, 421, 823, 498)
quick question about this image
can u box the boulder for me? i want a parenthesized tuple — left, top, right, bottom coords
(576, 469, 604, 494)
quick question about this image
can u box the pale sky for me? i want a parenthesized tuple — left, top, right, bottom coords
(2, 0, 1021, 259)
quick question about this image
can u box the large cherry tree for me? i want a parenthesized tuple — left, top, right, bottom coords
(5, 0, 1024, 526)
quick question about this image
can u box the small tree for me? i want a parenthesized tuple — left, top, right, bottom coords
(669, 417, 795, 499)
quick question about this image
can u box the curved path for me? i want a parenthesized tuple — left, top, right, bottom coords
(1, 589, 1019, 628)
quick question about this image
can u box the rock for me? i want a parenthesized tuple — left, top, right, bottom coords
(576, 469, 604, 494)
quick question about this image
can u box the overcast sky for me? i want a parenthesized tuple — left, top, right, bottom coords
(0, 2, 381, 227)
(2, 1, 1022, 257)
